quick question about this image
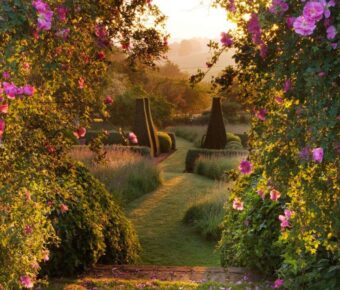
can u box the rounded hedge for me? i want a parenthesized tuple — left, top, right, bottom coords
(157, 132, 172, 153)
(226, 132, 241, 143)
(43, 163, 140, 276)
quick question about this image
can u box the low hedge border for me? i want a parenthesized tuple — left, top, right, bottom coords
(185, 148, 248, 172)
(73, 145, 151, 157)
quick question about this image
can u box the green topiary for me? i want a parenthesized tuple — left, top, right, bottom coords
(133, 98, 155, 157)
(157, 132, 172, 153)
(226, 132, 241, 143)
(144, 98, 160, 156)
(185, 148, 248, 172)
(167, 132, 176, 150)
(43, 163, 140, 276)
(203, 97, 227, 149)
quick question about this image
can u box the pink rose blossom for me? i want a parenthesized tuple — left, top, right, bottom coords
(220, 32, 233, 47)
(256, 189, 265, 199)
(269, 0, 289, 15)
(248, 13, 262, 45)
(37, 10, 53, 31)
(3, 82, 17, 98)
(78, 77, 85, 89)
(2, 71, 10, 80)
(239, 160, 252, 174)
(283, 79, 292, 93)
(73, 127, 86, 139)
(129, 132, 138, 144)
(275, 96, 284, 104)
(60, 203, 69, 213)
(0, 104, 8, 114)
(303, 1, 324, 22)
(318, 71, 326, 77)
(24, 225, 33, 235)
(20, 276, 34, 289)
(293, 16, 316, 36)
(270, 189, 281, 201)
(320, 0, 336, 18)
(256, 109, 267, 121)
(104, 96, 113, 105)
(232, 198, 244, 211)
(273, 278, 284, 288)
(42, 250, 49, 261)
(312, 147, 324, 163)
(286, 16, 296, 28)
(23, 85, 34, 96)
(326, 25, 336, 39)
(95, 24, 108, 39)
(57, 6, 68, 22)
(0, 119, 5, 138)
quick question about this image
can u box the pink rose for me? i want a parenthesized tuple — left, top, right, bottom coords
(239, 160, 252, 174)
(303, 1, 324, 22)
(293, 16, 316, 36)
(232, 198, 244, 211)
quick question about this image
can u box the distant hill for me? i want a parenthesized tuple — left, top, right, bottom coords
(166, 38, 235, 79)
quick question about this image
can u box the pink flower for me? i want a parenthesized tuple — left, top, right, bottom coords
(232, 198, 244, 211)
(20, 275, 34, 289)
(273, 278, 284, 288)
(32, 0, 49, 13)
(256, 109, 267, 121)
(129, 132, 138, 144)
(23, 85, 34, 96)
(0, 118, 5, 138)
(270, 189, 281, 201)
(95, 24, 108, 39)
(239, 160, 252, 174)
(24, 225, 33, 235)
(0, 104, 8, 114)
(256, 189, 265, 199)
(42, 250, 49, 261)
(275, 96, 284, 104)
(22, 62, 31, 71)
(97, 51, 106, 60)
(227, 0, 236, 12)
(318, 71, 326, 77)
(78, 77, 85, 89)
(326, 25, 336, 39)
(57, 6, 68, 22)
(55, 28, 70, 39)
(320, 0, 336, 18)
(312, 147, 324, 163)
(104, 96, 113, 105)
(293, 16, 316, 36)
(2, 71, 10, 80)
(220, 32, 233, 47)
(260, 43, 268, 58)
(73, 127, 86, 139)
(60, 203, 69, 213)
(37, 10, 53, 31)
(303, 1, 324, 22)
(269, 0, 289, 15)
(248, 13, 262, 45)
(279, 209, 292, 229)
(283, 79, 292, 93)
(286, 16, 296, 28)
(3, 82, 17, 98)
(330, 42, 337, 49)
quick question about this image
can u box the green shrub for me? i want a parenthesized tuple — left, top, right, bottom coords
(183, 184, 228, 241)
(226, 132, 241, 143)
(235, 133, 249, 148)
(167, 132, 176, 150)
(185, 148, 248, 172)
(157, 132, 172, 153)
(44, 163, 140, 276)
(225, 141, 243, 150)
(194, 156, 242, 180)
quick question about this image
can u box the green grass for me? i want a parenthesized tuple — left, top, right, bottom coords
(194, 156, 243, 180)
(183, 183, 230, 241)
(127, 138, 223, 266)
(70, 146, 162, 204)
(46, 278, 272, 290)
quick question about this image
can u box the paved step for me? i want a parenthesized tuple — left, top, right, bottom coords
(85, 265, 262, 284)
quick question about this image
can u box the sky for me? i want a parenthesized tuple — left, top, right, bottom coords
(153, 0, 235, 41)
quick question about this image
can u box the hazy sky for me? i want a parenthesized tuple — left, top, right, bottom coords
(153, 0, 234, 41)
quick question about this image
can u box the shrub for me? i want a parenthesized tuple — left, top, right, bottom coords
(235, 133, 249, 148)
(183, 184, 228, 241)
(185, 148, 248, 172)
(167, 132, 176, 150)
(194, 156, 242, 180)
(157, 132, 172, 153)
(225, 141, 243, 150)
(226, 132, 241, 143)
(44, 163, 140, 276)
(70, 146, 161, 204)
(85, 131, 125, 145)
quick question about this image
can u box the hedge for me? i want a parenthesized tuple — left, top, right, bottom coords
(85, 130, 125, 145)
(157, 132, 172, 153)
(185, 148, 248, 172)
(226, 132, 241, 143)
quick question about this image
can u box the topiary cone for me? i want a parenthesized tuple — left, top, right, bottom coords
(144, 98, 160, 156)
(203, 97, 227, 149)
(133, 98, 155, 157)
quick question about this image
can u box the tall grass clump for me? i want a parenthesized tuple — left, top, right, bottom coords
(194, 156, 243, 180)
(183, 183, 229, 241)
(70, 146, 162, 204)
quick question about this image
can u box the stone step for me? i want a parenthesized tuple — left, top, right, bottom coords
(84, 264, 262, 284)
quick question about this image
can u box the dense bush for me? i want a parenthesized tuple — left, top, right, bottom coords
(157, 132, 172, 153)
(185, 148, 248, 172)
(70, 146, 161, 204)
(194, 156, 242, 180)
(44, 163, 140, 276)
(183, 184, 228, 241)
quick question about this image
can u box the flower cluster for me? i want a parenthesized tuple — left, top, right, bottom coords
(32, 0, 53, 31)
(269, 0, 289, 15)
(247, 13, 267, 58)
(293, 0, 336, 38)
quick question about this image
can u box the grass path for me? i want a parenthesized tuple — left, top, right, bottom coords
(127, 138, 223, 266)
